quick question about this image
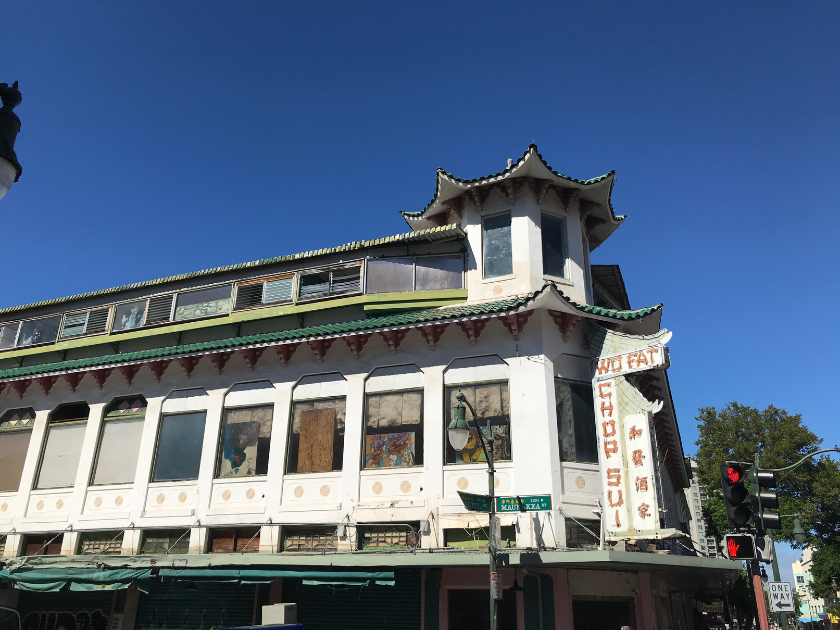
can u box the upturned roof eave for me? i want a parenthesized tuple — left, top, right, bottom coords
(401, 144, 624, 247)
(0, 284, 662, 383)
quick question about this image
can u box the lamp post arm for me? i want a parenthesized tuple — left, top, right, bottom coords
(764, 447, 840, 473)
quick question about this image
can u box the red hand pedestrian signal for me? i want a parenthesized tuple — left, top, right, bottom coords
(724, 534, 756, 559)
(727, 466, 742, 484)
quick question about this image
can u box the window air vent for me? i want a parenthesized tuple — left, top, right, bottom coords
(145, 294, 174, 325)
(61, 307, 111, 339)
(298, 264, 362, 302)
(234, 275, 294, 311)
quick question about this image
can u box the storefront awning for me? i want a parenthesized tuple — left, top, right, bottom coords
(0, 567, 152, 592)
(0, 566, 395, 592)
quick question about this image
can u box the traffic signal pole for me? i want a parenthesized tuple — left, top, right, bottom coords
(751, 560, 771, 630)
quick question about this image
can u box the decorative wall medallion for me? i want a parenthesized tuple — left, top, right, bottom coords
(457, 477, 468, 490)
(494, 476, 500, 489)
(319, 485, 330, 497)
(293, 486, 304, 498)
(55, 499, 64, 510)
(178, 492, 188, 503)
(156, 493, 165, 504)
(246, 488, 256, 500)
(115, 495, 124, 507)
(221, 490, 231, 501)
(400, 480, 411, 493)
(575, 476, 586, 489)
(0, 502, 7, 513)
(493, 285, 503, 295)
(372, 482, 383, 495)
(36, 500, 44, 511)
(94, 496, 103, 507)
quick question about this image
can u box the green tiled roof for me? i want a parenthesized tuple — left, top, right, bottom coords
(0, 225, 464, 317)
(0, 286, 661, 381)
(402, 144, 621, 220)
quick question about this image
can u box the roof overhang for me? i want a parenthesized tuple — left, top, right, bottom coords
(402, 144, 624, 249)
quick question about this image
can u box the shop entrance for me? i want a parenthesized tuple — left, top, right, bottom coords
(447, 589, 518, 630)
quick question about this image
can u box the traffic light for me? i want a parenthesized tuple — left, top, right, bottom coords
(724, 534, 757, 559)
(720, 462, 752, 528)
(749, 468, 781, 531)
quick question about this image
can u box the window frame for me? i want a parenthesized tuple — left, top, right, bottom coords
(364, 254, 464, 294)
(150, 410, 208, 483)
(362, 388, 425, 470)
(481, 211, 514, 280)
(215, 403, 275, 479)
(4, 314, 64, 350)
(296, 261, 364, 303)
(285, 395, 347, 475)
(34, 403, 91, 490)
(232, 272, 296, 312)
(555, 377, 599, 465)
(59, 306, 114, 341)
(443, 379, 512, 466)
(89, 396, 147, 487)
(0, 407, 36, 493)
(540, 210, 569, 281)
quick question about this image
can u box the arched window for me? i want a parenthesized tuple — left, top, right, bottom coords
(91, 396, 147, 485)
(0, 407, 35, 492)
(287, 374, 346, 474)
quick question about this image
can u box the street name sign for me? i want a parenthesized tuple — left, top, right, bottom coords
(496, 495, 553, 512)
(458, 491, 490, 512)
(767, 582, 794, 613)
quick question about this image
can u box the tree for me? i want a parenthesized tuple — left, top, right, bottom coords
(694, 403, 822, 546)
(693, 402, 840, 627)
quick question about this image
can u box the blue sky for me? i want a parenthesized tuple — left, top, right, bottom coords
(3, 1, 837, 580)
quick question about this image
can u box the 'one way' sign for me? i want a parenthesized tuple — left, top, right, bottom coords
(768, 582, 795, 613)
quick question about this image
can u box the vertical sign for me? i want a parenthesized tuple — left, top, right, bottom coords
(596, 378, 628, 535)
(490, 572, 503, 600)
(590, 324, 674, 542)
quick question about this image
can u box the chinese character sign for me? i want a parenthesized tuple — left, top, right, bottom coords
(596, 378, 628, 534)
(590, 324, 672, 541)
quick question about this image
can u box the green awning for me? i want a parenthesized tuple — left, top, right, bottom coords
(0, 567, 152, 593)
(158, 569, 394, 581)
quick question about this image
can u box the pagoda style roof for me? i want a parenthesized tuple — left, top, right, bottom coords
(0, 284, 662, 391)
(402, 144, 624, 248)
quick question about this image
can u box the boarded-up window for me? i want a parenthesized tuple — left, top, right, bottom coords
(79, 531, 123, 555)
(24, 534, 62, 556)
(152, 412, 206, 482)
(360, 525, 420, 550)
(366, 258, 414, 293)
(415, 256, 462, 290)
(282, 528, 337, 553)
(364, 391, 423, 468)
(91, 396, 147, 486)
(367, 256, 463, 293)
(0, 408, 35, 493)
(287, 399, 345, 474)
(555, 380, 598, 464)
(209, 527, 260, 553)
(140, 529, 190, 554)
(217, 406, 273, 478)
(565, 518, 601, 549)
(444, 382, 511, 464)
(36, 403, 90, 490)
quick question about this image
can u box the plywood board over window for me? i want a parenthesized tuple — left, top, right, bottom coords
(217, 406, 273, 478)
(364, 391, 423, 468)
(36, 402, 90, 490)
(0, 407, 35, 493)
(287, 398, 345, 474)
(91, 396, 147, 486)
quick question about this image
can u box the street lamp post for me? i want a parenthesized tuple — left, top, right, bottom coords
(0, 81, 23, 201)
(448, 391, 499, 630)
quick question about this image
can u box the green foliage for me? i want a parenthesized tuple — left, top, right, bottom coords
(810, 544, 840, 602)
(694, 402, 823, 544)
